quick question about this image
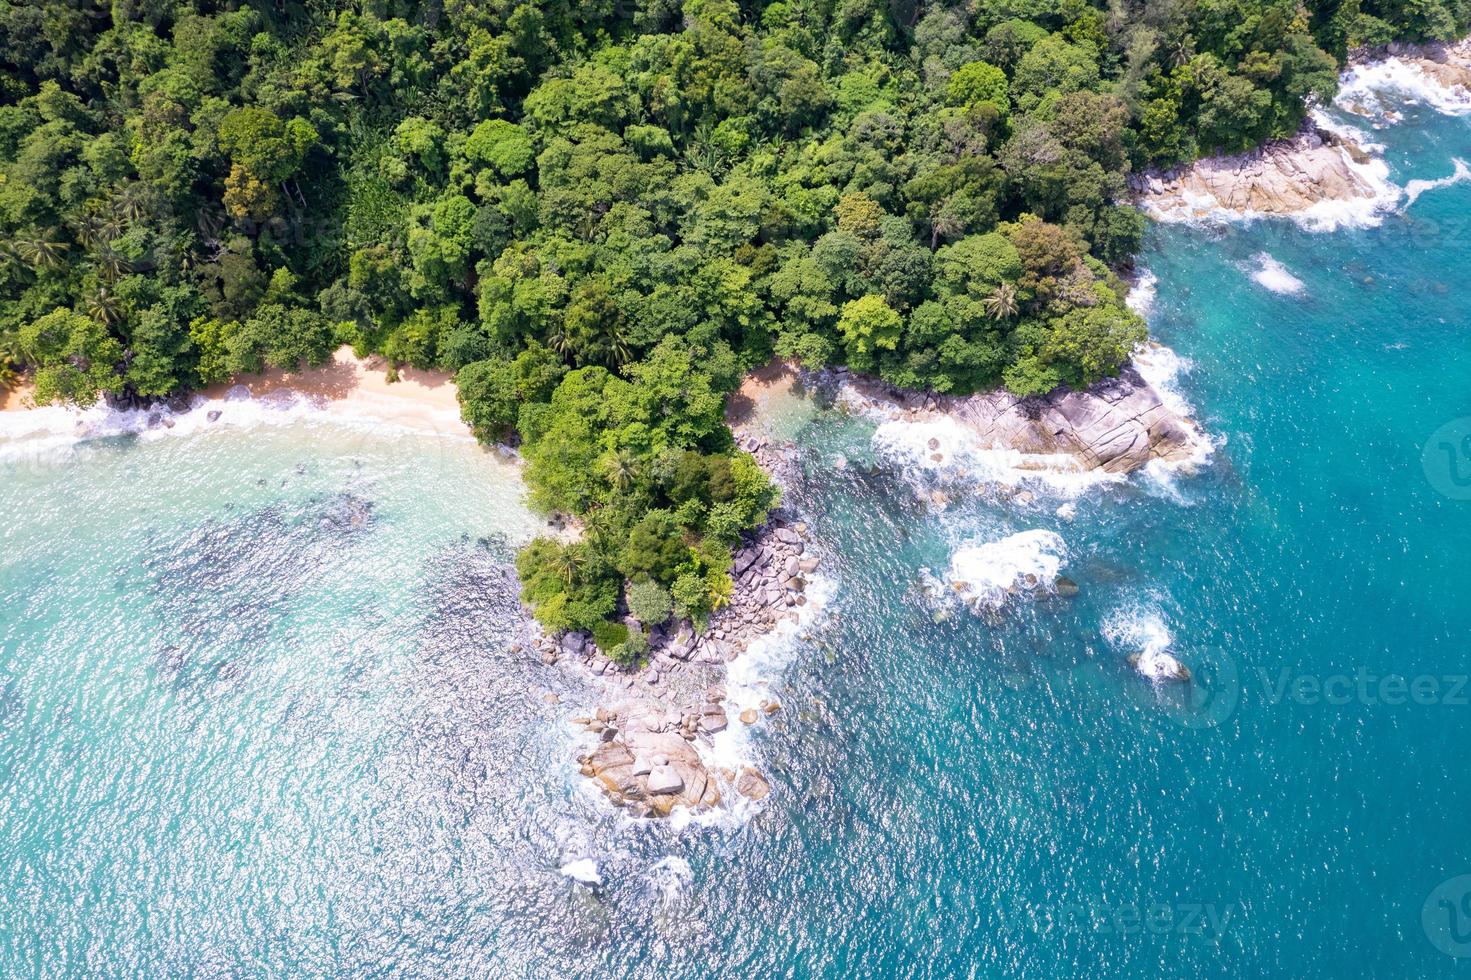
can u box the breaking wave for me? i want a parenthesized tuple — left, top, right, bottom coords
(1249, 253, 1307, 295)
(929, 530, 1068, 612)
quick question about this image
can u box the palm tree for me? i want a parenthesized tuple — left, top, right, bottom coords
(549, 544, 585, 585)
(85, 285, 121, 326)
(547, 327, 575, 362)
(92, 248, 132, 283)
(194, 203, 226, 243)
(113, 183, 155, 224)
(70, 215, 106, 249)
(603, 321, 631, 369)
(984, 282, 1019, 322)
(602, 449, 637, 492)
(709, 573, 733, 611)
(14, 233, 69, 272)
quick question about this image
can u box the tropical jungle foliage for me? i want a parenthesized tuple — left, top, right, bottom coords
(0, 0, 1458, 633)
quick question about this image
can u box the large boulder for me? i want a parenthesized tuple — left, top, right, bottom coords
(938, 362, 1201, 474)
(579, 723, 722, 817)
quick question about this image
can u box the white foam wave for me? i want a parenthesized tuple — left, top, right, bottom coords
(1404, 158, 1471, 208)
(1126, 269, 1158, 317)
(868, 414, 1122, 498)
(648, 856, 693, 906)
(1130, 343, 1218, 484)
(1102, 604, 1189, 682)
(1248, 253, 1306, 295)
(0, 385, 474, 465)
(1308, 107, 1385, 153)
(1130, 343, 1194, 420)
(559, 858, 602, 886)
(1337, 55, 1471, 119)
(670, 571, 836, 832)
(940, 530, 1067, 611)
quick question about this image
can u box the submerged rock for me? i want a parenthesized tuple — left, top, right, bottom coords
(1129, 648, 1192, 683)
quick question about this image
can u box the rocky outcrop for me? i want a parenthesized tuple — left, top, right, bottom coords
(953, 363, 1199, 473)
(1131, 125, 1391, 225)
(1133, 38, 1471, 225)
(534, 513, 819, 821)
(573, 696, 778, 817)
(1129, 648, 1192, 683)
(836, 358, 1205, 475)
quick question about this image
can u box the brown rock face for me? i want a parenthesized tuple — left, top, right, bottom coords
(577, 704, 778, 817)
(1132, 127, 1387, 223)
(737, 767, 771, 801)
(583, 729, 719, 817)
(946, 362, 1200, 473)
(842, 355, 1205, 476)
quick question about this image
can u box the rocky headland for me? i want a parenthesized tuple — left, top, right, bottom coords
(831, 355, 1207, 476)
(530, 498, 819, 820)
(1130, 123, 1393, 227)
(1134, 38, 1471, 227)
(535, 351, 1211, 822)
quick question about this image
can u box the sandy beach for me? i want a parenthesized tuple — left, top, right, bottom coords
(197, 346, 465, 433)
(0, 380, 34, 412)
(1, 346, 468, 434)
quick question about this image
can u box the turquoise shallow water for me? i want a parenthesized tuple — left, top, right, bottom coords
(6, 92, 1471, 976)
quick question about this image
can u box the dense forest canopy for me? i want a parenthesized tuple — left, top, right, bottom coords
(1, 0, 1462, 643)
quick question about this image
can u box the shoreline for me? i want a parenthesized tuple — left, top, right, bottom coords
(1132, 37, 1471, 228)
(195, 346, 463, 428)
(1, 346, 464, 427)
(531, 372, 827, 821)
(0, 347, 482, 455)
(542, 348, 1211, 822)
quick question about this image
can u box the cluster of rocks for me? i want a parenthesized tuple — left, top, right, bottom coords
(828, 360, 1204, 475)
(572, 698, 776, 818)
(530, 513, 817, 820)
(1372, 37, 1471, 96)
(1131, 125, 1388, 223)
(533, 516, 818, 689)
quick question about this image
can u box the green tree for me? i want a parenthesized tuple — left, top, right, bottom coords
(20, 308, 123, 406)
(836, 294, 903, 368)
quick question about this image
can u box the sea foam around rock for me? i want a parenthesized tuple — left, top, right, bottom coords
(932, 529, 1068, 612)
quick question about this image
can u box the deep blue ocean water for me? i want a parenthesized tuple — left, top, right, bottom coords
(5, 87, 1471, 977)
